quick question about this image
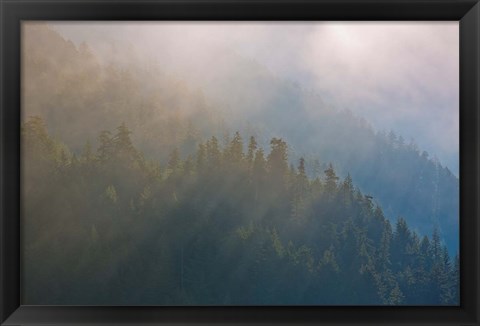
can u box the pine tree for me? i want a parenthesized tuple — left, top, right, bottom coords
(114, 123, 134, 152)
(206, 136, 221, 168)
(227, 131, 244, 164)
(252, 149, 267, 203)
(340, 174, 354, 207)
(393, 218, 413, 267)
(388, 283, 404, 305)
(324, 163, 339, 198)
(378, 220, 393, 270)
(22, 122, 459, 306)
(253, 149, 267, 176)
(97, 130, 113, 162)
(428, 228, 444, 304)
(291, 157, 309, 220)
(267, 138, 288, 184)
(439, 247, 454, 304)
(246, 136, 258, 166)
(419, 236, 432, 271)
(297, 158, 308, 193)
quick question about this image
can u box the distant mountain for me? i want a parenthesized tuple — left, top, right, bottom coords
(22, 24, 459, 253)
(23, 23, 223, 161)
(162, 41, 459, 254)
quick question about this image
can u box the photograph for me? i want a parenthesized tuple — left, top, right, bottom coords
(21, 21, 459, 306)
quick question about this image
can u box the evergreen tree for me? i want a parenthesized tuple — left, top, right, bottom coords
(227, 131, 244, 164)
(22, 121, 459, 306)
(206, 136, 221, 168)
(97, 130, 113, 162)
(324, 163, 339, 198)
(439, 247, 454, 304)
(267, 138, 289, 187)
(339, 174, 354, 207)
(246, 136, 258, 166)
(291, 157, 309, 220)
(392, 217, 412, 271)
(252, 149, 267, 203)
(114, 123, 135, 153)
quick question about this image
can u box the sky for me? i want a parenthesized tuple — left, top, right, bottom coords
(51, 22, 459, 174)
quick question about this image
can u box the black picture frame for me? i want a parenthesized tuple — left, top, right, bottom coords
(1, 0, 479, 325)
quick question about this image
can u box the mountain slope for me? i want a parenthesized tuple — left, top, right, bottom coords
(165, 42, 459, 253)
(22, 23, 459, 253)
(22, 118, 458, 305)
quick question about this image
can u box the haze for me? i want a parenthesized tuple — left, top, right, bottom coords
(21, 22, 460, 305)
(51, 21, 459, 175)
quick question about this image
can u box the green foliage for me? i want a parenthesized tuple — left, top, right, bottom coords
(267, 138, 289, 186)
(24, 24, 459, 258)
(22, 118, 459, 306)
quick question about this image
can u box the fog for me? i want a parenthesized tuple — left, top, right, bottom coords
(21, 22, 460, 304)
(51, 21, 459, 174)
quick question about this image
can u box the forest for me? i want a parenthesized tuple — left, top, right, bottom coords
(22, 23, 459, 255)
(22, 117, 459, 305)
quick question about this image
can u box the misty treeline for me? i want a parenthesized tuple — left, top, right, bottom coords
(23, 24, 459, 254)
(23, 117, 458, 305)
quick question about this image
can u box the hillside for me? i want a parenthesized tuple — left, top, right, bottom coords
(22, 117, 458, 305)
(22, 23, 459, 253)
(23, 23, 223, 161)
(176, 44, 459, 253)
